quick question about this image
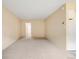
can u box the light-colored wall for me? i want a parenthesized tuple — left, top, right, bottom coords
(21, 20, 46, 38)
(31, 20, 45, 38)
(66, 0, 76, 50)
(45, 5, 66, 49)
(2, 7, 21, 50)
(20, 20, 26, 37)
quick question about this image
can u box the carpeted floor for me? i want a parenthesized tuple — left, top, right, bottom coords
(3, 39, 75, 59)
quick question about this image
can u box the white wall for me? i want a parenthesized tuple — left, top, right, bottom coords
(45, 5, 66, 49)
(66, 0, 76, 50)
(2, 7, 21, 50)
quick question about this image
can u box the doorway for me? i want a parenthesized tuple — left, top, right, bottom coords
(25, 23, 32, 39)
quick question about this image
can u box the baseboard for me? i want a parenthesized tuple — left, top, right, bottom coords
(2, 36, 22, 50)
(2, 39, 17, 50)
(32, 37, 47, 39)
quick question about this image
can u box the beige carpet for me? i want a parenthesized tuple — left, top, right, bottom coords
(3, 39, 75, 59)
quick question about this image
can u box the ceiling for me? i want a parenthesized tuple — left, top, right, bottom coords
(3, 0, 65, 20)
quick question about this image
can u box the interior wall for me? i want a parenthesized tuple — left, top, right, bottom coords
(2, 6, 21, 50)
(20, 20, 26, 37)
(66, 0, 76, 50)
(21, 20, 46, 39)
(45, 5, 66, 49)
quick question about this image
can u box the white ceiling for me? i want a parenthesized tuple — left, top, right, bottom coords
(3, 0, 65, 20)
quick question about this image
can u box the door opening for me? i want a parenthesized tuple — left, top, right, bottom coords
(25, 23, 31, 39)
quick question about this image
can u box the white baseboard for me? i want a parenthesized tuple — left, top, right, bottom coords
(2, 36, 21, 50)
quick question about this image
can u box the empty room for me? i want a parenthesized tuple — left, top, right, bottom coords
(2, 0, 76, 59)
